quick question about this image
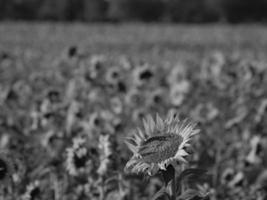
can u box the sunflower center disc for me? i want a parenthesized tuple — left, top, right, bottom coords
(138, 134, 183, 164)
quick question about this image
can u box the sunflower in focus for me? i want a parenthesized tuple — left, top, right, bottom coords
(125, 112, 199, 176)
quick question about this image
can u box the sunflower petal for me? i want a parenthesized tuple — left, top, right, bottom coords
(156, 113, 164, 130)
(125, 139, 138, 154)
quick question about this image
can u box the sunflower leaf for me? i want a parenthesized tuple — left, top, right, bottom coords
(178, 168, 207, 182)
(151, 187, 171, 200)
(176, 168, 207, 193)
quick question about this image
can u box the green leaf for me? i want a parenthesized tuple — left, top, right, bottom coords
(161, 165, 175, 186)
(151, 187, 171, 200)
(178, 168, 207, 183)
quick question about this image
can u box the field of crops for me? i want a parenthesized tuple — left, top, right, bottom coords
(0, 23, 267, 200)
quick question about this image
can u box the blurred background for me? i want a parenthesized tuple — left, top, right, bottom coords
(0, 0, 267, 23)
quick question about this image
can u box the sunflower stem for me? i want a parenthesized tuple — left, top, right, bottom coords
(99, 177, 105, 200)
(181, 164, 185, 194)
(171, 172, 176, 200)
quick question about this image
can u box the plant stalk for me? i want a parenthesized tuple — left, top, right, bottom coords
(181, 164, 185, 194)
(171, 172, 176, 200)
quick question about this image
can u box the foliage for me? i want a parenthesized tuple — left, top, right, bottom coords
(0, 43, 267, 199)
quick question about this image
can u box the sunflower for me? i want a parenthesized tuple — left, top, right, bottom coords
(65, 137, 92, 176)
(132, 63, 154, 87)
(0, 149, 26, 185)
(125, 112, 199, 176)
(169, 80, 190, 106)
(22, 180, 40, 200)
(105, 66, 121, 85)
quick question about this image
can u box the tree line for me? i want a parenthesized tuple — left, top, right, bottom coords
(0, 0, 267, 23)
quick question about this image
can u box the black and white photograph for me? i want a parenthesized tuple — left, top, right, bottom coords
(0, 0, 267, 200)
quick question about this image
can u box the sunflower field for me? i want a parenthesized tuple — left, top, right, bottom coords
(0, 24, 267, 200)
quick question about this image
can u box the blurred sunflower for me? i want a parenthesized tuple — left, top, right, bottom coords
(190, 102, 219, 123)
(88, 112, 103, 130)
(132, 107, 147, 123)
(0, 150, 14, 183)
(169, 80, 190, 106)
(1, 149, 26, 182)
(125, 88, 146, 108)
(125, 112, 199, 176)
(65, 137, 93, 176)
(132, 63, 154, 87)
(87, 55, 106, 80)
(110, 97, 123, 115)
(167, 63, 187, 85)
(149, 89, 165, 105)
(22, 180, 40, 200)
(201, 51, 225, 80)
(105, 66, 121, 85)
(147, 89, 167, 113)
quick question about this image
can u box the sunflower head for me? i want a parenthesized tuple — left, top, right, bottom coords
(65, 137, 92, 176)
(124, 112, 199, 176)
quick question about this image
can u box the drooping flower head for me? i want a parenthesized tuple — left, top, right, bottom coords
(125, 112, 199, 176)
